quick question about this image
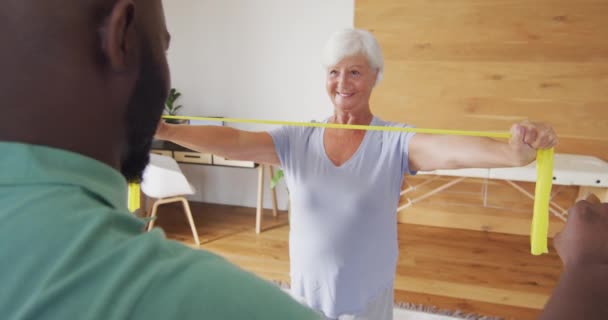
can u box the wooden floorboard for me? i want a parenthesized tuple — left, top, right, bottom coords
(151, 201, 562, 320)
(398, 176, 574, 236)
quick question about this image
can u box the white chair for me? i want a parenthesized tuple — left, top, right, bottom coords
(142, 153, 201, 246)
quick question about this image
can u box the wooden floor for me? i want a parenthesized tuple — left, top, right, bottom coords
(398, 176, 575, 237)
(151, 201, 563, 320)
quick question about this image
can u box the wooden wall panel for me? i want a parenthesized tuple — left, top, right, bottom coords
(356, 0, 608, 160)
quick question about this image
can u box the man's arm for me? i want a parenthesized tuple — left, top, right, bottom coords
(539, 264, 608, 320)
(539, 194, 608, 320)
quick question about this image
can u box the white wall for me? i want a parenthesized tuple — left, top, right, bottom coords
(163, 0, 354, 209)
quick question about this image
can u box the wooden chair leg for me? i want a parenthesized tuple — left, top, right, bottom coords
(143, 196, 154, 219)
(147, 200, 161, 231)
(145, 196, 201, 245)
(269, 165, 278, 217)
(180, 198, 201, 246)
(256, 165, 265, 234)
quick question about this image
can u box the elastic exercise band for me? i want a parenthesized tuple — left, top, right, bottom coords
(129, 115, 554, 255)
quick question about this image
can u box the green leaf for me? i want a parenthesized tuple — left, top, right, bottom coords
(270, 169, 284, 189)
(165, 88, 184, 115)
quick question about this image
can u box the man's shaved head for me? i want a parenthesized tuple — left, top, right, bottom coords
(0, 0, 171, 182)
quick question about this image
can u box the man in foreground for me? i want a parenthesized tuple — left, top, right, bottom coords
(0, 1, 319, 319)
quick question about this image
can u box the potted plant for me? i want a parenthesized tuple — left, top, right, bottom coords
(164, 88, 187, 124)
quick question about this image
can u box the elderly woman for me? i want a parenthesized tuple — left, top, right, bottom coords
(155, 28, 557, 320)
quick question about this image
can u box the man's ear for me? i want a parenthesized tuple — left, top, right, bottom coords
(100, 0, 137, 72)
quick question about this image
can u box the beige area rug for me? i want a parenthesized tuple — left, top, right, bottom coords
(272, 280, 503, 320)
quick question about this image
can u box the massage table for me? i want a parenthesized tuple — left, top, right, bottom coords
(398, 153, 608, 221)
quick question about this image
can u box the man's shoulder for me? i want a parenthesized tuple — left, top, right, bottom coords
(126, 237, 319, 319)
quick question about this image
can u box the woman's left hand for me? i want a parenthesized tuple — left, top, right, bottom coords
(509, 120, 558, 165)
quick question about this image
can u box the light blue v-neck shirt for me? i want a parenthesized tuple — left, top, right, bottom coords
(269, 116, 416, 318)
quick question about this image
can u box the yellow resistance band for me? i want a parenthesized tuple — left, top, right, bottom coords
(166, 115, 513, 139)
(531, 148, 554, 255)
(128, 182, 141, 213)
(130, 115, 553, 255)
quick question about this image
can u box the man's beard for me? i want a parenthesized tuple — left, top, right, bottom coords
(120, 48, 168, 183)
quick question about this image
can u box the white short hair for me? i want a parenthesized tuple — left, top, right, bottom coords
(322, 28, 384, 85)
